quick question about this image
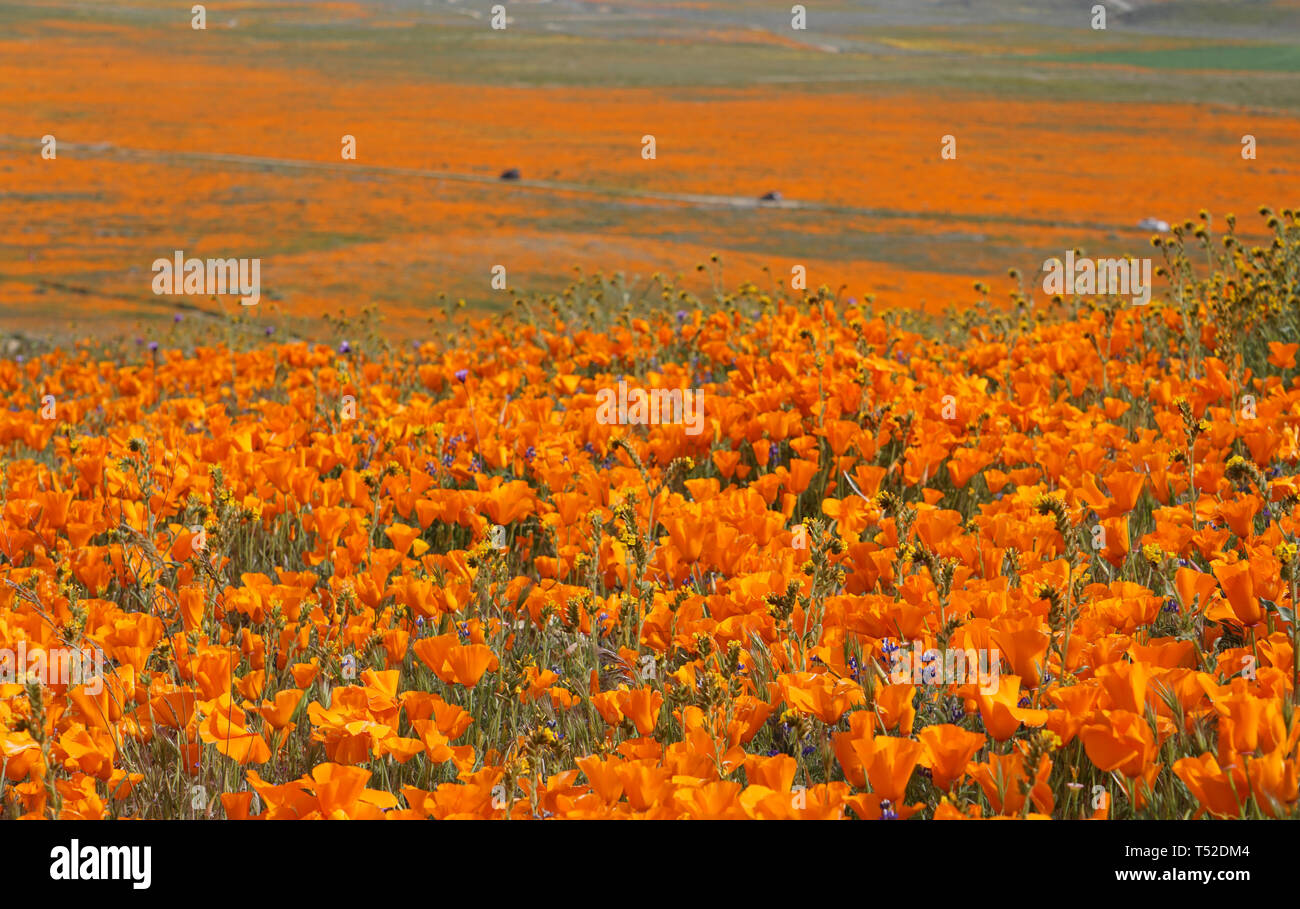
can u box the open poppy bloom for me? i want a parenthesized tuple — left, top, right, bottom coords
(412, 634, 499, 687)
(975, 676, 1047, 741)
(1079, 710, 1156, 779)
(198, 695, 271, 765)
(918, 724, 985, 791)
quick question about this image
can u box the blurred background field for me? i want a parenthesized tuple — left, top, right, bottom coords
(1, 0, 1298, 341)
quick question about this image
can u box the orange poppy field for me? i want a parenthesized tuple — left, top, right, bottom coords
(2, 0, 1300, 836)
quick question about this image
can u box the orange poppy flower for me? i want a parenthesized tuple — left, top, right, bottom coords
(412, 634, 499, 687)
(1172, 754, 1248, 819)
(614, 687, 664, 737)
(1267, 342, 1299, 369)
(198, 695, 271, 765)
(1079, 709, 1156, 779)
(966, 750, 1053, 817)
(917, 724, 985, 791)
(975, 675, 1047, 741)
(1212, 557, 1262, 626)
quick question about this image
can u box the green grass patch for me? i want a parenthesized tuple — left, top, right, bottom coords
(1028, 43, 1300, 73)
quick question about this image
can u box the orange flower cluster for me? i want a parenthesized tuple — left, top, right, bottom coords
(2, 261, 1300, 819)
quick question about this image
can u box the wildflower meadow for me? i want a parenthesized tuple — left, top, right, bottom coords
(4, 0, 1300, 894)
(3, 212, 1299, 829)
